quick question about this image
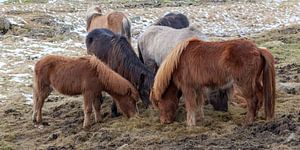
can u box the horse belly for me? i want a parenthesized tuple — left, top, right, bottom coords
(50, 74, 83, 96)
(52, 81, 82, 96)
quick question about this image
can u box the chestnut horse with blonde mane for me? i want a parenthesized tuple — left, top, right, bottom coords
(150, 38, 275, 126)
(32, 55, 138, 129)
(86, 6, 131, 43)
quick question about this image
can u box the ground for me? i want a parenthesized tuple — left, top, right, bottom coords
(0, 0, 299, 149)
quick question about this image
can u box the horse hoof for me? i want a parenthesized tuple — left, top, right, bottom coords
(34, 124, 44, 129)
(83, 125, 91, 130)
(95, 118, 102, 123)
(111, 112, 122, 118)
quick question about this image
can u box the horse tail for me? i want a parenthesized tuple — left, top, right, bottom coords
(122, 17, 131, 43)
(86, 14, 94, 31)
(137, 42, 144, 63)
(259, 48, 276, 120)
(89, 56, 139, 101)
(150, 37, 199, 104)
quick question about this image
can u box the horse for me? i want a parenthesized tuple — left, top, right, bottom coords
(154, 12, 189, 29)
(137, 26, 229, 112)
(32, 55, 138, 129)
(86, 28, 155, 117)
(138, 26, 208, 73)
(86, 6, 131, 43)
(150, 38, 276, 126)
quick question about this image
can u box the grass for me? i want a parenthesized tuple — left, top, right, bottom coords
(250, 24, 300, 66)
(0, 141, 13, 150)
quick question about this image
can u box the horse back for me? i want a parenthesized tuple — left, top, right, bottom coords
(35, 56, 100, 95)
(87, 14, 108, 32)
(107, 12, 126, 33)
(175, 39, 260, 87)
(138, 26, 199, 65)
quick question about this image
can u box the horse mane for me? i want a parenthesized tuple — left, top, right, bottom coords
(151, 37, 199, 101)
(88, 55, 139, 100)
(86, 6, 103, 31)
(111, 34, 154, 87)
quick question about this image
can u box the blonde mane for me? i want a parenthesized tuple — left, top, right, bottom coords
(88, 56, 139, 100)
(151, 37, 199, 101)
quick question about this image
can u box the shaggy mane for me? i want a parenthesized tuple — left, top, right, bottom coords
(88, 55, 139, 100)
(151, 37, 199, 101)
(111, 34, 154, 88)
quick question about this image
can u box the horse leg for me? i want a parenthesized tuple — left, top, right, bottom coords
(243, 85, 259, 125)
(196, 88, 205, 123)
(33, 85, 51, 128)
(256, 83, 264, 111)
(93, 93, 102, 123)
(182, 87, 197, 126)
(111, 100, 121, 118)
(145, 59, 158, 74)
(83, 93, 93, 129)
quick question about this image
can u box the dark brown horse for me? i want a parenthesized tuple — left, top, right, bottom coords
(151, 38, 275, 126)
(154, 12, 189, 29)
(32, 55, 138, 129)
(86, 28, 155, 117)
(86, 6, 131, 43)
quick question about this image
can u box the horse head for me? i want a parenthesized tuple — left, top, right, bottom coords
(138, 74, 153, 108)
(114, 90, 137, 118)
(150, 83, 179, 124)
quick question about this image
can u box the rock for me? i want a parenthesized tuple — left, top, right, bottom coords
(0, 17, 12, 34)
(0, 16, 28, 35)
(277, 82, 300, 94)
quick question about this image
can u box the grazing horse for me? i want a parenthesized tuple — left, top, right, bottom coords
(86, 28, 154, 117)
(154, 12, 189, 29)
(32, 55, 138, 129)
(137, 26, 229, 112)
(138, 26, 207, 73)
(86, 6, 131, 43)
(150, 38, 276, 126)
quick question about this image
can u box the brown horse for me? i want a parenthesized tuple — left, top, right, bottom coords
(32, 55, 138, 129)
(150, 38, 275, 126)
(86, 6, 131, 43)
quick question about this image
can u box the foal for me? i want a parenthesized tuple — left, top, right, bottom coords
(151, 38, 276, 126)
(32, 55, 138, 129)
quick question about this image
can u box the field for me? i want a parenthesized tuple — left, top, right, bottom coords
(0, 0, 299, 149)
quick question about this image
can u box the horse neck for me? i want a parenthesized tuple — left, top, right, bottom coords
(112, 38, 154, 87)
